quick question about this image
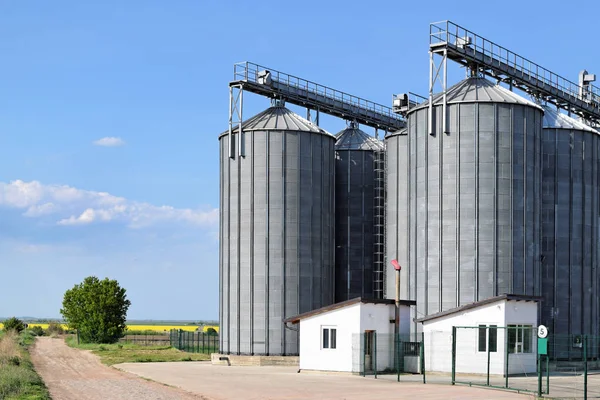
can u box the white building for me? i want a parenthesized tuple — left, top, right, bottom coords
(285, 297, 416, 373)
(417, 294, 540, 375)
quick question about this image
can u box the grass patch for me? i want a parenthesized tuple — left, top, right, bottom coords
(0, 329, 51, 400)
(65, 336, 210, 366)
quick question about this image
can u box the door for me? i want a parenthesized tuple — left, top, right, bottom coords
(364, 330, 375, 372)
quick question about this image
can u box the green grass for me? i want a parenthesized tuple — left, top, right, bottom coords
(0, 329, 51, 400)
(65, 336, 210, 366)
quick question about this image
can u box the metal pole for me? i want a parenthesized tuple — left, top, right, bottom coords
(228, 86, 234, 159)
(442, 48, 448, 135)
(487, 333, 491, 386)
(505, 328, 509, 388)
(374, 332, 377, 379)
(428, 50, 434, 136)
(537, 355, 542, 398)
(421, 331, 426, 384)
(584, 335, 588, 400)
(451, 326, 456, 385)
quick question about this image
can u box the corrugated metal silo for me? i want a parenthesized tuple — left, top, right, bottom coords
(387, 77, 544, 331)
(219, 104, 336, 356)
(334, 122, 385, 302)
(541, 106, 600, 359)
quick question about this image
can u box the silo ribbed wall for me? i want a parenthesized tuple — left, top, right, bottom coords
(541, 120, 600, 359)
(334, 150, 377, 301)
(387, 79, 545, 332)
(219, 107, 335, 356)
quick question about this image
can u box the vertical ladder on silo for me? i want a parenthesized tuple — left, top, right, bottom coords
(373, 147, 386, 299)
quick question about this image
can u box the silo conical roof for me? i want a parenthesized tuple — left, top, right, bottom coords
(411, 77, 543, 112)
(335, 123, 384, 151)
(219, 106, 333, 137)
(542, 105, 598, 133)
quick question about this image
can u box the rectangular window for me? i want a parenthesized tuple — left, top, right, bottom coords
(489, 325, 498, 353)
(322, 327, 337, 349)
(478, 325, 487, 352)
(508, 325, 532, 354)
(330, 328, 337, 349)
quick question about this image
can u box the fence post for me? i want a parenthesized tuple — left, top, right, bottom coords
(203, 332, 206, 353)
(505, 327, 509, 388)
(178, 329, 182, 350)
(584, 335, 588, 400)
(451, 326, 456, 385)
(537, 354, 542, 398)
(486, 331, 491, 386)
(421, 331, 426, 384)
(373, 331, 377, 379)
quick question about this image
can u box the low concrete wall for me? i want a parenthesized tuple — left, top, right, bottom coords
(211, 353, 299, 367)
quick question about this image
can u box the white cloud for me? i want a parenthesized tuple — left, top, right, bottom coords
(93, 137, 126, 147)
(0, 180, 218, 228)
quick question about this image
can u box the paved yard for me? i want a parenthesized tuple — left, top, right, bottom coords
(116, 362, 535, 400)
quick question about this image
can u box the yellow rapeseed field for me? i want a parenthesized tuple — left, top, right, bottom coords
(0, 322, 219, 333)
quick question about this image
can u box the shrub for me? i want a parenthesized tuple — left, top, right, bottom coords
(2, 318, 25, 333)
(206, 327, 218, 336)
(30, 326, 45, 337)
(47, 322, 64, 335)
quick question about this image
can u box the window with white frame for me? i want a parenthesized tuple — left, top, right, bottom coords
(321, 326, 337, 349)
(508, 325, 532, 354)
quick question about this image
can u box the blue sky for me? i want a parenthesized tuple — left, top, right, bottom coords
(0, 1, 597, 320)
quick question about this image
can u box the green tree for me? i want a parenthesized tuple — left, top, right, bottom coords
(60, 276, 131, 344)
(206, 327, 218, 336)
(2, 317, 25, 332)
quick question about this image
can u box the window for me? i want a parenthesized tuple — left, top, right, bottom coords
(508, 325, 532, 354)
(478, 325, 498, 353)
(478, 325, 487, 352)
(322, 327, 337, 349)
(489, 325, 498, 352)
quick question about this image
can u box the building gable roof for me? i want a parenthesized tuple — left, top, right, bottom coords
(415, 294, 541, 324)
(284, 297, 416, 324)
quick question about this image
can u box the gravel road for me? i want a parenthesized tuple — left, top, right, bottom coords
(30, 337, 207, 400)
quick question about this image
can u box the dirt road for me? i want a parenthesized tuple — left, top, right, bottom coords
(30, 337, 206, 400)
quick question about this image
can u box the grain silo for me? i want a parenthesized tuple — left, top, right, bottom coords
(540, 105, 600, 359)
(387, 77, 544, 331)
(334, 122, 385, 302)
(219, 103, 335, 356)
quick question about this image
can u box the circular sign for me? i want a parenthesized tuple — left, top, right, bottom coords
(538, 325, 548, 338)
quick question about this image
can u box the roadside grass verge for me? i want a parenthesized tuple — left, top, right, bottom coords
(0, 330, 51, 400)
(65, 336, 210, 366)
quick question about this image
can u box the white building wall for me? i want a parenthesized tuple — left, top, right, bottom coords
(298, 303, 413, 373)
(298, 304, 361, 372)
(422, 300, 538, 375)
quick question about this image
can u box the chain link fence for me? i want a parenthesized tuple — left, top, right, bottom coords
(119, 334, 171, 346)
(169, 329, 219, 354)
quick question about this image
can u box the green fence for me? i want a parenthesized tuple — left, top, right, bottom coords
(169, 329, 219, 354)
(352, 333, 425, 381)
(452, 326, 599, 399)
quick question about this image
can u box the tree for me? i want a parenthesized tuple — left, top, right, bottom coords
(60, 276, 131, 344)
(2, 317, 25, 333)
(206, 327, 218, 336)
